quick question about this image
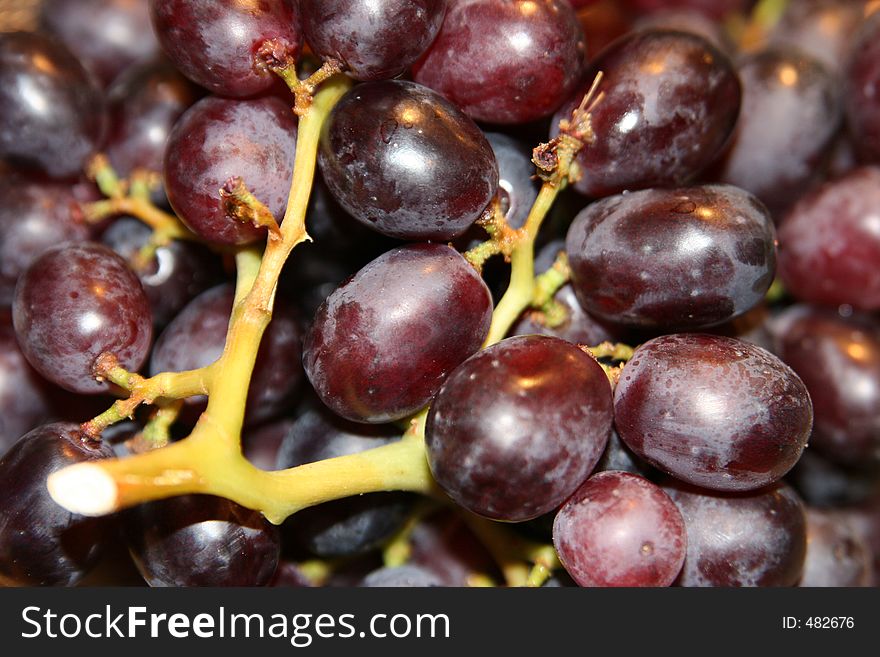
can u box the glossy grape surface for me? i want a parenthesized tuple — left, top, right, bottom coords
(845, 15, 880, 163)
(0, 178, 93, 306)
(318, 80, 498, 241)
(426, 335, 613, 521)
(799, 509, 872, 587)
(150, 0, 301, 97)
(565, 185, 776, 330)
(0, 311, 54, 453)
(553, 30, 740, 198)
(665, 481, 807, 587)
(13, 243, 153, 394)
(102, 218, 223, 329)
(302, 0, 447, 81)
(715, 48, 842, 216)
(104, 58, 202, 180)
(0, 32, 106, 179)
(777, 167, 880, 310)
(413, 0, 586, 124)
(276, 406, 411, 557)
(39, 0, 160, 87)
(126, 494, 280, 587)
(554, 472, 686, 587)
(165, 95, 297, 245)
(614, 334, 812, 491)
(772, 305, 880, 464)
(150, 284, 302, 425)
(595, 429, 655, 478)
(0, 423, 114, 586)
(304, 244, 493, 423)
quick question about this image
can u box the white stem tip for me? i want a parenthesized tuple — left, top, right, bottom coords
(47, 463, 119, 517)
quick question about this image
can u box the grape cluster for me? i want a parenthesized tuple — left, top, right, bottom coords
(1, 0, 879, 590)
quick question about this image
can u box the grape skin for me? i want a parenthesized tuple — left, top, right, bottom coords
(13, 243, 153, 395)
(0, 423, 115, 586)
(715, 48, 842, 217)
(304, 243, 493, 424)
(39, 0, 160, 87)
(126, 494, 281, 587)
(665, 481, 808, 587)
(426, 335, 613, 522)
(413, 0, 586, 124)
(565, 185, 776, 331)
(0, 178, 94, 306)
(302, 0, 447, 82)
(318, 80, 498, 241)
(799, 509, 872, 587)
(553, 472, 687, 587)
(164, 96, 298, 246)
(777, 167, 880, 310)
(150, 0, 302, 98)
(614, 334, 813, 492)
(0, 32, 106, 179)
(771, 305, 880, 465)
(553, 30, 741, 198)
(845, 15, 880, 163)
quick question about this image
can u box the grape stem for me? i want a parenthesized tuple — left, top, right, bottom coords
(483, 73, 603, 346)
(50, 72, 440, 525)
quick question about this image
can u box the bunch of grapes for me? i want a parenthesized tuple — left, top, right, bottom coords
(0, 0, 878, 589)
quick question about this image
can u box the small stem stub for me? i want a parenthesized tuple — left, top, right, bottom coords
(220, 177, 281, 239)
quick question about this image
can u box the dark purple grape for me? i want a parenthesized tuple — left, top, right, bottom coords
(0, 423, 114, 586)
(102, 217, 223, 328)
(361, 565, 442, 587)
(770, 0, 869, 76)
(150, 0, 302, 98)
(799, 509, 872, 587)
(845, 15, 880, 163)
(408, 510, 500, 587)
(0, 177, 93, 306)
(614, 334, 812, 492)
(13, 242, 153, 394)
(554, 471, 686, 587)
(413, 0, 586, 124)
(276, 406, 411, 558)
(302, 0, 447, 81)
(164, 95, 297, 245)
(715, 48, 842, 216)
(39, 0, 160, 87)
(104, 57, 202, 180)
(0, 32, 106, 179)
(125, 494, 280, 586)
(150, 284, 302, 426)
(319, 80, 498, 241)
(665, 480, 807, 587)
(304, 243, 493, 423)
(777, 167, 880, 310)
(243, 418, 295, 471)
(553, 30, 740, 198)
(426, 335, 613, 521)
(565, 185, 776, 331)
(0, 311, 54, 453)
(772, 305, 880, 464)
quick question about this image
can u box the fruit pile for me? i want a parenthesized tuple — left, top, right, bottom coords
(0, 0, 878, 588)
